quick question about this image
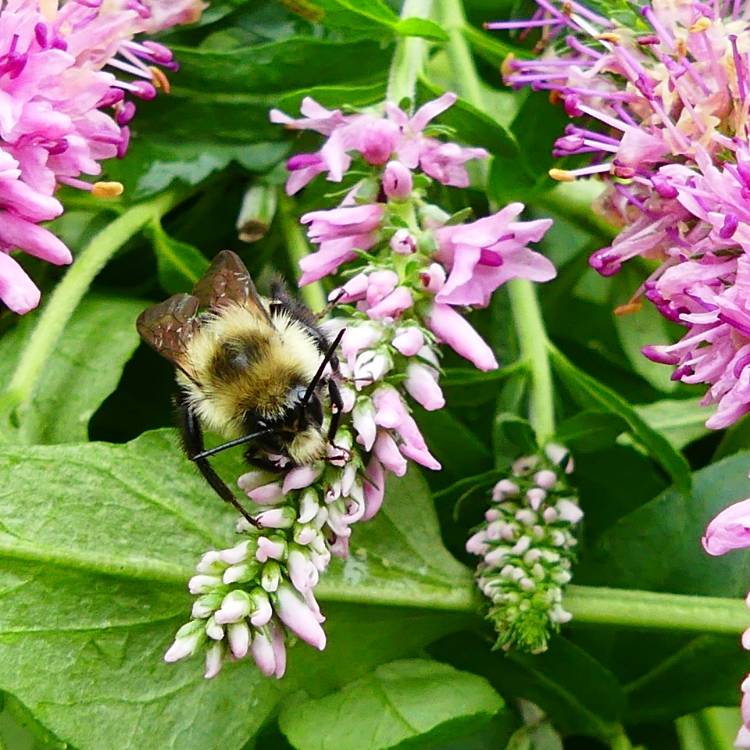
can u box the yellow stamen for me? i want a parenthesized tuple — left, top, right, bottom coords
(613, 301, 643, 316)
(549, 89, 562, 105)
(597, 32, 621, 44)
(689, 17, 711, 32)
(92, 181, 124, 199)
(150, 66, 171, 94)
(562, 1, 573, 15)
(39, 0, 58, 22)
(549, 168, 576, 182)
(501, 53, 515, 80)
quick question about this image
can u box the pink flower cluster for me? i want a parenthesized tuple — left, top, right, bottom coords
(497, 0, 750, 430)
(0, 0, 203, 314)
(703, 498, 750, 747)
(271, 93, 488, 194)
(274, 94, 555, 371)
(165, 94, 558, 680)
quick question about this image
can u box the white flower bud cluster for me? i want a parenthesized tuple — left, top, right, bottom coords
(466, 444, 581, 654)
(164, 434, 377, 679)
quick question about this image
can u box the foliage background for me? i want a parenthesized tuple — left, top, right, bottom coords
(0, 0, 748, 748)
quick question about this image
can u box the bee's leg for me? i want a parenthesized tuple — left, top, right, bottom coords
(176, 395, 260, 528)
(327, 378, 344, 443)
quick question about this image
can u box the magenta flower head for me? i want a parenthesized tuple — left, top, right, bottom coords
(493, 0, 750, 431)
(0, 0, 201, 314)
(496, 0, 750, 274)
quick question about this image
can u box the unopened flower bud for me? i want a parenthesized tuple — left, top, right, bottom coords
(261, 561, 281, 593)
(468, 447, 581, 653)
(215, 589, 252, 624)
(390, 228, 417, 255)
(382, 161, 413, 200)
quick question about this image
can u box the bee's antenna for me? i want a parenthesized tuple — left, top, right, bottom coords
(302, 328, 346, 406)
(192, 428, 274, 460)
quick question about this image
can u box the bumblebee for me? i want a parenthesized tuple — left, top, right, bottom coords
(137, 250, 343, 525)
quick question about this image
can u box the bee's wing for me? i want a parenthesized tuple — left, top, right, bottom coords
(192, 250, 273, 325)
(136, 293, 201, 374)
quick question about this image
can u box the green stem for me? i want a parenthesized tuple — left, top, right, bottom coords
(439, 0, 555, 442)
(675, 708, 738, 750)
(278, 193, 327, 313)
(3, 191, 178, 426)
(507, 280, 555, 442)
(386, 0, 434, 104)
(565, 585, 750, 635)
(609, 733, 633, 750)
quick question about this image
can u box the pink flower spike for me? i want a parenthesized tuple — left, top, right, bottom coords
(411, 92, 458, 132)
(366, 286, 413, 320)
(256, 536, 286, 562)
(270, 620, 287, 678)
(405, 363, 445, 411)
(362, 456, 385, 521)
(250, 629, 277, 677)
(248, 482, 284, 504)
(702, 498, 750, 556)
(283, 465, 321, 493)
(400, 443, 441, 471)
(427, 303, 498, 371)
(420, 140, 489, 188)
(392, 327, 424, 356)
(390, 228, 417, 255)
(373, 431, 408, 476)
(421, 263, 446, 293)
(383, 160, 413, 199)
(275, 584, 327, 650)
(365, 270, 399, 307)
(0, 253, 40, 314)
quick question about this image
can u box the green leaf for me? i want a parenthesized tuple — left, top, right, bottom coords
(494, 413, 537, 457)
(148, 220, 209, 294)
(279, 659, 505, 750)
(634, 397, 711, 451)
(554, 411, 629, 453)
(104, 140, 289, 201)
(0, 295, 146, 445)
(580, 451, 750, 598)
(488, 91, 568, 204)
(417, 79, 517, 158)
(395, 17, 449, 41)
(411, 408, 493, 486)
(320, 468, 475, 610)
(0, 430, 474, 749)
(548, 344, 692, 493)
(611, 267, 679, 393)
(624, 636, 748, 724)
(433, 633, 625, 743)
(462, 23, 528, 68)
(168, 38, 392, 95)
(302, 0, 398, 36)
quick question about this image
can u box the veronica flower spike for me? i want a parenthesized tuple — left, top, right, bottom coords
(163, 92, 557, 679)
